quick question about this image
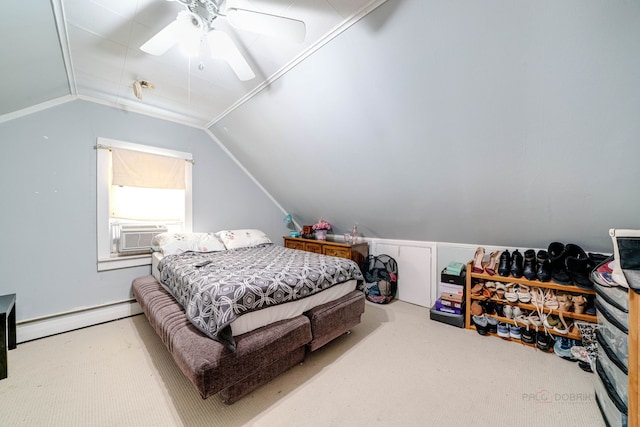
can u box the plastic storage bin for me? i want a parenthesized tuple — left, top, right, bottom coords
(597, 343, 628, 403)
(596, 303, 629, 368)
(595, 281, 629, 312)
(595, 362, 628, 427)
(596, 291, 629, 330)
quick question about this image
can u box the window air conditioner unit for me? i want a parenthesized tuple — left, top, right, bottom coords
(117, 224, 168, 254)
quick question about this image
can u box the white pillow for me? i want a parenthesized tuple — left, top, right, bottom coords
(151, 232, 226, 256)
(215, 229, 272, 249)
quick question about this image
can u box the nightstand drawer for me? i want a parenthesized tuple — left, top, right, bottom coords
(284, 240, 305, 251)
(323, 246, 350, 259)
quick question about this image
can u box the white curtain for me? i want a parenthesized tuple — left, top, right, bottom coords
(110, 147, 186, 221)
(111, 147, 185, 189)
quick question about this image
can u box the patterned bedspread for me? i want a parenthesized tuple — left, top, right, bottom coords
(157, 243, 363, 350)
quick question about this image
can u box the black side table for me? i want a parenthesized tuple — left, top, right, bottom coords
(1, 293, 16, 380)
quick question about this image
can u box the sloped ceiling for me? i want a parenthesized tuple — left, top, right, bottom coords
(1, 0, 639, 253)
(0, 0, 386, 126)
(0, 1, 69, 115)
(209, 0, 640, 252)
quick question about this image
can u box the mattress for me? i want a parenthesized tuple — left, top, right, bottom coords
(152, 251, 357, 337)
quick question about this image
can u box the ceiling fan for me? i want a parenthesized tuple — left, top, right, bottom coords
(140, 0, 306, 81)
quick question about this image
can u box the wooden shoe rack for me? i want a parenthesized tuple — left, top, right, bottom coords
(464, 261, 597, 346)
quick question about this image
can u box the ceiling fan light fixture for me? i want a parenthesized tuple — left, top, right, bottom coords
(139, 0, 306, 81)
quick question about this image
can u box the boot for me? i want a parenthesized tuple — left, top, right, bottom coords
(510, 250, 523, 278)
(498, 250, 511, 276)
(536, 250, 552, 282)
(565, 244, 594, 290)
(523, 249, 537, 280)
(548, 242, 572, 286)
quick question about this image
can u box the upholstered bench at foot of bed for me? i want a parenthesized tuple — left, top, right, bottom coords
(304, 290, 365, 352)
(132, 275, 312, 403)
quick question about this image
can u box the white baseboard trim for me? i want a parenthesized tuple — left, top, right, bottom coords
(17, 300, 142, 343)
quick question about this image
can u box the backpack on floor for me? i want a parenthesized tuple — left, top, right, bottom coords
(362, 254, 398, 304)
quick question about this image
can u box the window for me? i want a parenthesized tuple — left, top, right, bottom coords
(97, 137, 193, 271)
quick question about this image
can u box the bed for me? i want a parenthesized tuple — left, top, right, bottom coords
(132, 229, 366, 403)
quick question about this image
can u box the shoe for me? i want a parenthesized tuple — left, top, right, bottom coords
(497, 322, 510, 338)
(565, 244, 595, 289)
(527, 313, 543, 329)
(543, 313, 560, 329)
(504, 283, 519, 303)
(483, 301, 497, 315)
(523, 249, 538, 280)
(570, 345, 590, 363)
(553, 312, 572, 335)
(509, 324, 521, 340)
(471, 300, 484, 316)
(473, 315, 489, 335)
(573, 295, 587, 314)
(472, 247, 486, 273)
(482, 285, 495, 298)
(536, 250, 552, 282)
(498, 250, 511, 276)
(517, 284, 531, 303)
(548, 242, 572, 285)
(543, 289, 559, 310)
(495, 282, 507, 299)
(536, 331, 554, 351)
(512, 306, 523, 319)
(510, 250, 524, 278)
(553, 337, 576, 360)
(487, 316, 499, 334)
(503, 304, 513, 319)
(521, 327, 536, 343)
(513, 314, 529, 328)
(484, 251, 501, 276)
(471, 283, 484, 296)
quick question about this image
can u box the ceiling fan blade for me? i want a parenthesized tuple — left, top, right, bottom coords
(226, 8, 306, 42)
(207, 30, 255, 81)
(140, 12, 194, 55)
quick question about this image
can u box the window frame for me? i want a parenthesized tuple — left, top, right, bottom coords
(96, 137, 193, 271)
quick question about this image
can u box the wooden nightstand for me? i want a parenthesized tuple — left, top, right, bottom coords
(283, 236, 369, 269)
(1, 293, 16, 380)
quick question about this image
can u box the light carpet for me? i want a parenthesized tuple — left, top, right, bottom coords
(0, 300, 604, 426)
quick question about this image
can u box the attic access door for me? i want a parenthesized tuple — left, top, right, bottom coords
(372, 241, 433, 308)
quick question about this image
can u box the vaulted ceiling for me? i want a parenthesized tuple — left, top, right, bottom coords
(2, 0, 639, 253)
(0, 0, 385, 126)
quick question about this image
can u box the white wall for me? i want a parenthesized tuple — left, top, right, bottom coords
(0, 100, 287, 326)
(209, 0, 640, 253)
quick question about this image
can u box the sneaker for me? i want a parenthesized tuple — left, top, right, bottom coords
(570, 345, 589, 363)
(509, 324, 521, 340)
(536, 331, 554, 352)
(497, 322, 510, 338)
(473, 315, 489, 335)
(503, 305, 513, 319)
(486, 317, 499, 334)
(553, 337, 575, 360)
(521, 327, 535, 344)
